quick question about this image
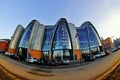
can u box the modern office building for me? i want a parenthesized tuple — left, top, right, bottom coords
(9, 18, 102, 61)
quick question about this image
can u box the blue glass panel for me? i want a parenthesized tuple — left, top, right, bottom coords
(77, 27, 89, 50)
(77, 23, 101, 53)
(88, 26, 99, 48)
(42, 26, 54, 51)
(52, 21, 71, 50)
(19, 23, 34, 48)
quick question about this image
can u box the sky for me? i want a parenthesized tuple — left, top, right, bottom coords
(0, 0, 120, 40)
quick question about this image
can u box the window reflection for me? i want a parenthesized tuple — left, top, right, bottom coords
(53, 50, 70, 60)
(42, 26, 54, 51)
(53, 50, 63, 60)
(77, 24, 101, 56)
(42, 51, 49, 60)
(52, 21, 71, 50)
(19, 22, 34, 48)
(51, 21, 71, 61)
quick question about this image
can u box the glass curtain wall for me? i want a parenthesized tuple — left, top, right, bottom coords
(52, 21, 71, 60)
(19, 23, 34, 48)
(88, 26, 100, 54)
(77, 23, 101, 57)
(77, 27, 89, 54)
(18, 21, 34, 59)
(42, 26, 54, 60)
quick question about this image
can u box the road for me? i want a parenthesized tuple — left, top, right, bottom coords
(0, 50, 120, 80)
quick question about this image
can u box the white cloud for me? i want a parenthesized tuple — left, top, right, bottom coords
(98, 8, 120, 39)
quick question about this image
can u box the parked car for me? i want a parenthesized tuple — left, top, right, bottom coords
(5, 52, 11, 56)
(49, 60, 59, 66)
(27, 58, 38, 63)
(61, 59, 70, 65)
(104, 50, 111, 55)
(94, 52, 105, 58)
(9, 53, 14, 58)
(84, 55, 96, 61)
(12, 54, 21, 60)
(111, 47, 118, 52)
(37, 58, 48, 65)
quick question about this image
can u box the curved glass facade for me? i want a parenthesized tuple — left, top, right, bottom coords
(28, 21, 45, 50)
(52, 21, 71, 50)
(51, 20, 72, 60)
(77, 27, 89, 50)
(42, 26, 55, 51)
(41, 26, 55, 60)
(10, 18, 102, 60)
(77, 22, 101, 56)
(19, 21, 34, 48)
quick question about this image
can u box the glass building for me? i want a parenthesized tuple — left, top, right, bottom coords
(9, 18, 102, 61)
(76, 21, 102, 57)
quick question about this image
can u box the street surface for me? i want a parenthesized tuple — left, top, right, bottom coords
(0, 50, 120, 80)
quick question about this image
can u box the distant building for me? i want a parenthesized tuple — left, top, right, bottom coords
(101, 37, 113, 51)
(8, 18, 102, 61)
(114, 38, 120, 48)
(0, 39, 10, 53)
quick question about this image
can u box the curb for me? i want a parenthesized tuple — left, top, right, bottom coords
(93, 58, 120, 80)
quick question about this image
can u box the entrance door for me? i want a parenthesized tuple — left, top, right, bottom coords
(42, 51, 49, 60)
(52, 49, 70, 61)
(18, 47, 27, 60)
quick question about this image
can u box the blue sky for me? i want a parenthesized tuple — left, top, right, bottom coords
(0, 0, 120, 39)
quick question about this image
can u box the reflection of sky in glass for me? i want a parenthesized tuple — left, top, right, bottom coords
(77, 27, 89, 50)
(42, 26, 54, 51)
(52, 21, 71, 50)
(88, 26, 99, 47)
(19, 22, 34, 48)
(77, 24, 100, 51)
